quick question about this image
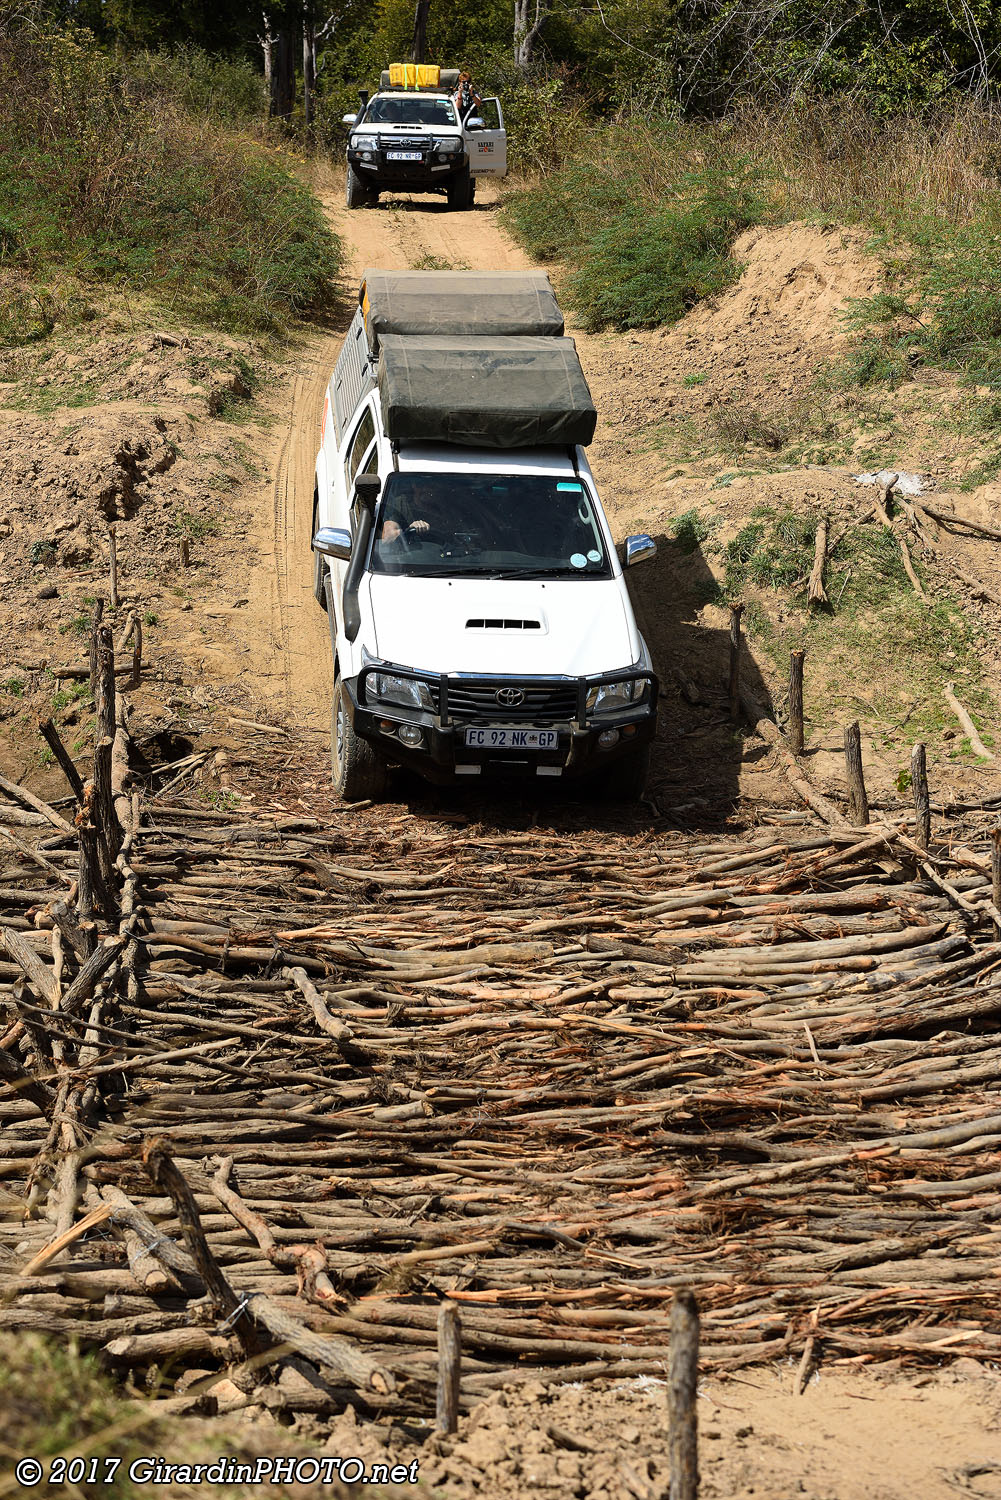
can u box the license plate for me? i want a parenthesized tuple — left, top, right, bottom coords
(464, 728, 559, 750)
(387, 150, 422, 161)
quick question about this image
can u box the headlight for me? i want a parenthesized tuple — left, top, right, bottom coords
(436, 137, 462, 154)
(586, 677, 651, 715)
(370, 673, 433, 711)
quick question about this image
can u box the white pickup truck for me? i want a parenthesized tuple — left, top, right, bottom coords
(311, 271, 658, 802)
(343, 67, 506, 210)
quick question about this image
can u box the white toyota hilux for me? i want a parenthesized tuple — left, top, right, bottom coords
(343, 66, 506, 211)
(311, 271, 658, 801)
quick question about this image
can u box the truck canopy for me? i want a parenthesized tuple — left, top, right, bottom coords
(361, 270, 564, 354)
(377, 334, 597, 449)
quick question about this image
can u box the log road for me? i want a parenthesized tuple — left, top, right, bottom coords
(1, 189, 1001, 1429)
(2, 681, 1001, 1420)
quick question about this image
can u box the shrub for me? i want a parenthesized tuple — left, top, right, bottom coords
(0, 26, 340, 336)
(504, 126, 762, 331)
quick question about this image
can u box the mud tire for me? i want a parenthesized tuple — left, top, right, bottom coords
(346, 165, 375, 209)
(447, 168, 472, 211)
(591, 745, 650, 803)
(331, 673, 388, 802)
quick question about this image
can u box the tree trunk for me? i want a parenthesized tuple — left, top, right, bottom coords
(303, 8, 315, 131)
(514, 0, 551, 70)
(412, 0, 431, 64)
(260, 12, 274, 97)
(270, 28, 295, 119)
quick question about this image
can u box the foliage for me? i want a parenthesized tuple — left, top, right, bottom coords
(505, 125, 762, 330)
(0, 26, 340, 336)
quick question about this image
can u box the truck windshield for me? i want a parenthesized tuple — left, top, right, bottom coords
(363, 96, 458, 126)
(370, 472, 613, 579)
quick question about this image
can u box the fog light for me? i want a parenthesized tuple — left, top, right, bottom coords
(379, 719, 396, 733)
(597, 728, 620, 750)
(398, 724, 423, 748)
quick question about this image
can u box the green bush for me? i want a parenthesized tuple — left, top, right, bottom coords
(505, 128, 762, 331)
(0, 27, 339, 336)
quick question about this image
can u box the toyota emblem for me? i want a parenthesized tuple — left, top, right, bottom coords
(495, 687, 525, 707)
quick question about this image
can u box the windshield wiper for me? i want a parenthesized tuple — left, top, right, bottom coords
(484, 567, 590, 580)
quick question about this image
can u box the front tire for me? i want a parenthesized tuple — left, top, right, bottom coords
(331, 674, 388, 802)
(346, 165, 374, 209)
(591, 745, 650, 803)
(447, 168, 472, 211)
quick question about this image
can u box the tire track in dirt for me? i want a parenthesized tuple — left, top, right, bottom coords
(257, 181, 534, 734)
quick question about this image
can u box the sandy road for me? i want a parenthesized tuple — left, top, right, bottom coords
(262, 180, 531, 734)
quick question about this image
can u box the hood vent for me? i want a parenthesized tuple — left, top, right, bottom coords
(466, 618, 542, 631)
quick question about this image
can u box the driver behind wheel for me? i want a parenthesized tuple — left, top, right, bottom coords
(379, 480, 438, 545)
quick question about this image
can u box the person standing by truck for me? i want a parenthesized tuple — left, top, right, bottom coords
(453, 69, 481, 122)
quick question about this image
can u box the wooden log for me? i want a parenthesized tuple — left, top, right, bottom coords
(808, 518, 828, 607)
(284, 966, 377, 1066)
(844, 722, 869, 826)
(916, 502, 1001, 543)
(436, 1301, 462, 1434)
(992, 827, 1001, 944)
(0, 1045, 55, 1113)
(944, 683, 994, 761)
(141, 1138, 240, 1319)
(0, 771, 75, 836)
(245, 1294, 396, 1394)
(669, 1290, 699, 1500)
(788, 650, 805, 756)
(728, 604, 744, 721)
(37, 720, 85, 804)
(0, 927, 60, 1006)
(20, 1202, 113, 1277)
(911, 742, 930, 851)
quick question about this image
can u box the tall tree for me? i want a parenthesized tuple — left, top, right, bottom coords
(513, 0, 550, 69)
(411, 0, 430, 63)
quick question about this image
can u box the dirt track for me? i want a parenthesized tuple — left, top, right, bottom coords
(258, 181, 533, 737)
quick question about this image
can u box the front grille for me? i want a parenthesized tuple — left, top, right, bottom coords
(434, 682, 578, 724)
(378, 135, 428, 152)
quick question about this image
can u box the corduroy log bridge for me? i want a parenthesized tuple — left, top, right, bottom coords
(2, 627, 1001, 1430)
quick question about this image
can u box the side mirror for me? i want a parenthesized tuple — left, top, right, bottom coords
(354, 473, 382, 511)
(342, 113, 357, 125)
(466, 116, 484, 129)
(312, 526, 352, 561)
(625, 534, 656, 567)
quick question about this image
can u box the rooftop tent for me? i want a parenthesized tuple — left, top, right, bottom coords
(360, 270, 564, 355)
(377, 335, 597, 449)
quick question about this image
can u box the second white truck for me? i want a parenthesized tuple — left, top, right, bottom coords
(312, 270, 658, 801)
(342, 65, 506, 210)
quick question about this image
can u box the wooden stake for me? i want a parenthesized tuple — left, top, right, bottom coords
(728, 604, 744, 721)
(669, 1289, 699, 1500)
(108, 525, 119, 609)
(88, 598, 104, 698)
(96, 625, 116, 743)
(38, 717, 85, 804)
(911, 742, 930, 851)
(844, 722, 869, 826)
(808, 517, 828, 607)
(179, 537, 190, 568)
(992, 827, 1001, 943)
(436, 1300, 462, 1434)
(788, 649, 805, 756)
